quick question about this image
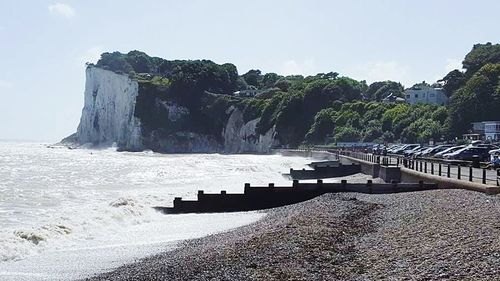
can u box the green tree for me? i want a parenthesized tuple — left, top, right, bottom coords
(305, 108, 336, 144)
(447, 63, 500, 136)
(262, 73, 281, 88)
(462, 43, 500, 75)
(439, 69, 466, 97)
(334, 127, 361, 142)
(242, 69, 263, 88)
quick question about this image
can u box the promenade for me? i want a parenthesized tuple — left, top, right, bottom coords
(333, 149, 500, 190)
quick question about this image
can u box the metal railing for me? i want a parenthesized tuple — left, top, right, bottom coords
(333, 149, 499, 186)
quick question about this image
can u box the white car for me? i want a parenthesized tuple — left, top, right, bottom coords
(489, 148, 500, 161)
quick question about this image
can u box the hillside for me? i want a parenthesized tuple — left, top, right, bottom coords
(66, 43, 499, 152)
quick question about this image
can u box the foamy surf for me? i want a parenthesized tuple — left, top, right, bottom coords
(0, 142, 311, 280)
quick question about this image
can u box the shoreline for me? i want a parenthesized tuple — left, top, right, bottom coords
(85, 189, 500, 280)
(85, 193, 380, 281)
(1, 144, 317, 281)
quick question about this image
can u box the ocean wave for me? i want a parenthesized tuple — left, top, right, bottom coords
(0, 224, 73, 261)
(1, 196, 155, 262)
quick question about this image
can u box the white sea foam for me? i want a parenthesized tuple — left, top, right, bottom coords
(0, 142, 313, 280)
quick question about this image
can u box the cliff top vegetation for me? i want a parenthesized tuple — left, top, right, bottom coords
(91, 43, 500, 146)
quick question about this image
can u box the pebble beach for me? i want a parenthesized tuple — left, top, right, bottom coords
(85, 188, 500, 280)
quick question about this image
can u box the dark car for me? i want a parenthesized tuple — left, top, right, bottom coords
(443, 147, 490, 162)
(476, 144, 499, 151)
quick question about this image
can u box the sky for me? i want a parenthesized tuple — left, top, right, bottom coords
(0, 0, 499, 142)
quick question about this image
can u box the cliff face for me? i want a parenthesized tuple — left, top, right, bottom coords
(223, 107, 276, 153)
(76, 67, 143, 150)
(68, 67, 277, 153)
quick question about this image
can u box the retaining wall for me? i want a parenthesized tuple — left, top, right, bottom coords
(400, 167, 500, 195)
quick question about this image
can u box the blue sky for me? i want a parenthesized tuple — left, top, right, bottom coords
(1, 0, 499, 141)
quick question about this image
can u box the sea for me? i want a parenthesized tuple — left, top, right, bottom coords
(0, 141, 314, 280)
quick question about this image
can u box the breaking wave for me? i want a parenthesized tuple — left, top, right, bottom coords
(1, 196, 155, 262)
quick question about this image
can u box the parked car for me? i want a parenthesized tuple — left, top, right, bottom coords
(413, 148, 431, 157)
(443, 147, 490, 161)
(476, 144, 498, 151)
(419, 144, 453, 157)
(393, 144, 419, 155)
(434, 145, 466, 158)
(387, 144, 403, 154)
(470, 140, 484, 146)
(372, 144, 387, 155)
(404, 146, 427, 157)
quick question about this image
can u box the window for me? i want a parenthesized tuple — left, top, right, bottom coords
(430, 93, 435, 97)
(414, 94, 418, 98)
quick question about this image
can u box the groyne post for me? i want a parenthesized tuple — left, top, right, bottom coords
(367, 179, 373, 193)
(341, 179, 347, 189)
(391, 180, 398, 192)
(174, 197, 182, 209)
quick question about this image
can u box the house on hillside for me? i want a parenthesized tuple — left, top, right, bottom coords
(465, 121, 500, 141)
(404, 85, 448, 105)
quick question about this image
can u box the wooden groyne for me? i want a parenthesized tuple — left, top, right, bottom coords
(288, 163, 361, 180)
(155, 180, 438, 214)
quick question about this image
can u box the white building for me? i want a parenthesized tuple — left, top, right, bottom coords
(468, 121, 500, 141)
(484, 121, 500, 141)
(404, 85, 448, 105)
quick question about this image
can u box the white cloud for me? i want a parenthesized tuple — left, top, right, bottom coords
(48, 3, 75, 19)
(350, 61, 412, 86)
(77, 46, 103, 66)
(445, 58, 463, 72)
(280, 59, 316, 76)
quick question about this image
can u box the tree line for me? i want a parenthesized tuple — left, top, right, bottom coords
(93, 43, 500, 147)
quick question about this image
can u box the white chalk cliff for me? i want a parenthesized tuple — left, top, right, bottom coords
(223, 107, 276, 153)
(70, 67, 277, 153)
(76, 67, 143, 150)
